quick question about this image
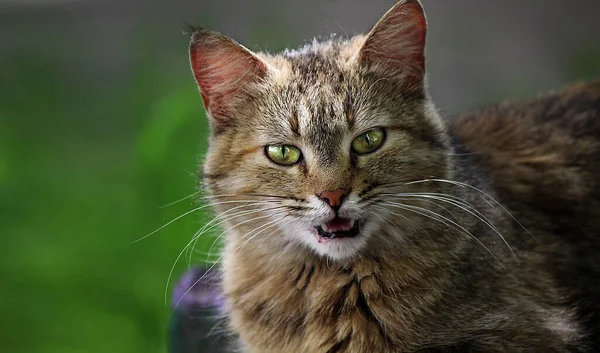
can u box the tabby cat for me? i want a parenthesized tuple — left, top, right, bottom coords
(184, 0, 600, 351)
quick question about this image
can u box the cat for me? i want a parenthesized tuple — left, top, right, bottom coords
(184, 0, 600, 351)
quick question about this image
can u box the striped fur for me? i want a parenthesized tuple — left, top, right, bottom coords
(187, 1, 600, 352)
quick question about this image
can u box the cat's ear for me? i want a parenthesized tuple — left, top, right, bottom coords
(356, 0, 427, 90)
(189, 29, 269, 124)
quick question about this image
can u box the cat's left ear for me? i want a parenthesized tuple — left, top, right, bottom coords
(356, 0, 427, 90)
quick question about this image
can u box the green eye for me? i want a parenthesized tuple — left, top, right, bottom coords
(265, 145, 302, 165)
(352, 128, 385, 154)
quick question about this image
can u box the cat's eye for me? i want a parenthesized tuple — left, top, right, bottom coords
(351, 128, 385, 154)
(265, 145, 302, 166)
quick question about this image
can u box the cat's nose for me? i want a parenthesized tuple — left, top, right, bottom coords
(318, 188, 350, 210)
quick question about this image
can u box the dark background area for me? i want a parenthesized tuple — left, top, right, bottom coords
(1, 0, 599, 352)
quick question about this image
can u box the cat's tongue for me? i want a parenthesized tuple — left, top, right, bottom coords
(322, 218, 354, 233)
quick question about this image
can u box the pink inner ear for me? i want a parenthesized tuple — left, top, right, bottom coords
(359, 1, 427, 87)
(190, 35, 267, 120)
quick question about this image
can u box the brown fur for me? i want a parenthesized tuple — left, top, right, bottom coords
(187, 1, 600, 352)
(450, 80, 600, 219)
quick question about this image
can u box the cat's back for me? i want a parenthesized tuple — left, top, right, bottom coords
(449, 78, 600, 220)
(450, 79, 600, 349)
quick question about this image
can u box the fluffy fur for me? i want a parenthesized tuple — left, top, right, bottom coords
(187, 0, 600, 351)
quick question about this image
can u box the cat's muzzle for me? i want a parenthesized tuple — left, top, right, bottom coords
(316, 218, 360, 239)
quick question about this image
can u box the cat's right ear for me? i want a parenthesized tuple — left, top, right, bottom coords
(189, 29, 269, 126)
(356, 0, 427, 91)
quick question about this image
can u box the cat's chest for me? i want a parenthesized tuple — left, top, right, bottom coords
(224, 257, 432, 353)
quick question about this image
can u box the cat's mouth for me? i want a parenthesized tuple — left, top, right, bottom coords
(315, 218, 360, 240)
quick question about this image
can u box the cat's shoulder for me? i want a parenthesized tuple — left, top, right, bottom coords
(448, 78, 600, 216)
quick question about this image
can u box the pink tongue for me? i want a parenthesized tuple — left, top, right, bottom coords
(324, 218, 352, 232)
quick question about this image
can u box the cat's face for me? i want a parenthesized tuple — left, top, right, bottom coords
(191, 0, 450, 260)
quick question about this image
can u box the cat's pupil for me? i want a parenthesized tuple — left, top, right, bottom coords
(281, 146, 286, 158)
(364, 133, 371, 146)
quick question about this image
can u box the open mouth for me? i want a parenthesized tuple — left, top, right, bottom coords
(316, 218, 360, 239)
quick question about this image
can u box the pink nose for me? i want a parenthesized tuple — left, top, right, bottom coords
(318, 188, 350, 209)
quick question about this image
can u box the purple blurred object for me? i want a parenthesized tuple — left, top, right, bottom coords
(169, 267, 228, 353)
(171, 267, 225, 310)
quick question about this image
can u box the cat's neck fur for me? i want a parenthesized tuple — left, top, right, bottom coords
(222, 220, 457, 352)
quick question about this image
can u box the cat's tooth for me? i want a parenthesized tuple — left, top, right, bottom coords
(321, 223, 329, 232)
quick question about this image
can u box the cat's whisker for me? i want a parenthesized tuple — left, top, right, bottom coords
(372, 205, 433, 245)
(184, 201, 282, 261)
(135, 199, 276, 244)
(170, 211, 290, 313)
(387, 196, 460, 221)
(254, 217, 296, 251)
(371, 206, 405, 236)
(378, 192, 495, 231)
(134, 206, 208, 244)
(188, 204, 306, 265)
(167, 208, 269, 305)
(159, 190, 203, 208)
(188, 208, 265, 264)
(201, 206, 302, 262)
(233, 216, 293, 256)
(166, 207, 287, 305)
(380, 193, 519, 263)
(389, 193, 496, 229)
(231, 217, 285, 255)
(364, 193, 458, 221)
(190, 249, 221, 263)
(170, 258, 221, 315)
(373, 206, 418, 235)
(382, 201, 501, 265)
(193, 206, 284, 263)
(357, 177, 423, 203)
(404, 178, 534, 239)
(186, 202, 279, 264)
(201, 193, 280, 200)
(208, 192, 306, 202)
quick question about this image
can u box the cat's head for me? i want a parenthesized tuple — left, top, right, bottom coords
(190, 0, 451, 261)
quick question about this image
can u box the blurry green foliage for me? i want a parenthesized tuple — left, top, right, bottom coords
(1, 41, 214, 352)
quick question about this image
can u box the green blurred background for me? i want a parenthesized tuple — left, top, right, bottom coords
(1, 0, 599, 352)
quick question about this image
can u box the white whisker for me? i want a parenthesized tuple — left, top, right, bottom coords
(159, 191, 203, 209)
(170, 212, 289, 313)
(381, 193, 518, 263)
(165, 207, 286, 305)
(185, 202, 277, 263)
(134, 199, 276, 244)
(372, 205, 433, 245)
(382, 201, 501, 265)
(233, 216, 293, 255)
(405, 178, 534, 239)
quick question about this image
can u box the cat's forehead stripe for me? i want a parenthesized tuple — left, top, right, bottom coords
(288, 106, 300, 136)
(344, 84, 355, 129)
